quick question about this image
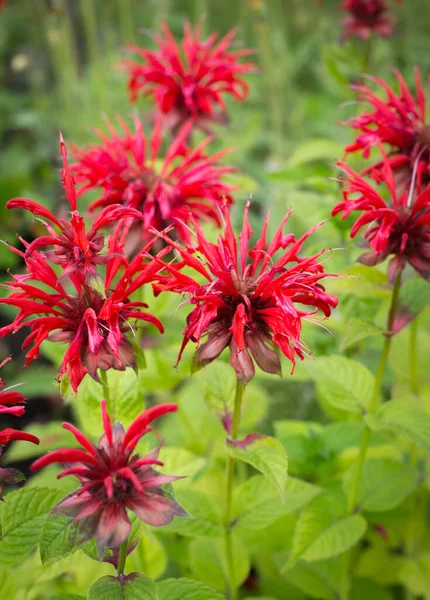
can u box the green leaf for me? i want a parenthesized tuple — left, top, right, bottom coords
(157, 578, 225, 600)
(0, 487, 63, 565)
(365, 400, 430, 452)
(72, 368, 145, 437)
(161, 489, 223, 538)
(305, 355, 375, 414)
(234, 475, 321, 532)
(274, 420, 323, 476)
(340, 318, 382, 351)
(0, 565, 15, 596)
(88, 573, 158, 600)
(399, 554, 430, 598)
(40, 512, 83, 564)
(5, 421, 78, 463)
(227, 434, 288, 500)
(189, 535, 250, 591)
(284, 492, 367, 569)
(343, 459, 417, 512)
(49, 595, 86, 600)
(129, 533, 167, 580)
(157, 447, 205, 488)
(284, 558, 341, 600)
(200, 361, 235, 419)
(395, 278, 430, 333)
(286, 139, 344, 166)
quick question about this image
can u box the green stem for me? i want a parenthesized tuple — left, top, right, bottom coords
(410, 318, 419, 397)
(117, 539, 128, 576)
(341, 274, 402, 600)
(100, 370, 113, 418)
(361, 36, 373, 74)
(224, 379, 245, 600)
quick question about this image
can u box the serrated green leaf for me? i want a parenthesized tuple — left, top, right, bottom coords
(343, 459, 417, 512)
(161, 489, 223, 538)
(0, 487, 63, 565)
(40, 513, 82, 564)
(72, 368, 145, 437)
(5, 421, 78, 463)
(365, 400, 430, 452)
(305, 355, 374, 414)
(340, 318, 382, 351)
(227, 434, 288, 500)
(88, 573, 158, 600)
(284, 492, 367, 569)
(157, 578, 225, 600)
(189, 535, 250, 591)
(284, 558, 341, 600)
(234, 475, 321, 532)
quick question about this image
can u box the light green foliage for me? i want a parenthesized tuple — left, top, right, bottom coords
(0, 487, 63, 565)
(189, 535, 250, 591)
(399, 554, 430, 599)
(284, 558, 341, 600)
(227, 434, 288, 500)
(40, 513, 82, 564)
(161, 489, 223, 538)
(5, 421, 78, 463)
(72, 367, 145, 436)
(157, 578, 225, 600)
(284, 491, 367, 569)
(129, 533, 167, 580)
(365, 400, 430, 452)
(88, 574, 158, 600)
(343, 459, 417, 512)
(340, 318, 383, 351)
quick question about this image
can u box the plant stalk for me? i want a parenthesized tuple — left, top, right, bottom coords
(100, 370, 113, 418)
(117, 539, 128, 576)
(224, 379, 245, 600)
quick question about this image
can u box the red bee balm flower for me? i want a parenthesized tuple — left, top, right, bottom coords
(31, 401, 185, 548)
(341, 0, 400, 41)
(0, 242, 166, 392)
(8, 136, 142, 282)
(153, 202, 338, 384)
(0, 357, 39, 496)
(123, 22, 256, 131)
(333, 155, 430, 282)
(344, 69, 429, 190)
(72, 118, 235, 242)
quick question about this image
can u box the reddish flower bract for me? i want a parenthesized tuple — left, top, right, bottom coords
(333, 154, 430, 282)
(72, 117, 235, 243)
(344, 68, 430, 192)
(123, 21, 256, 131)
(31, 400, 185, 549)
(153, 202, 338, 384)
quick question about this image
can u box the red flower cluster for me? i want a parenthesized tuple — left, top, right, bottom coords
(123, 22, 256, 131)
(1, 138, 167, 392)
(153, 202, 338, 384)
(344, 69, 429, 192)
(72, 118, 235, 243)
(340, 0, 399, 41)
(333, 153, 430, 282)
(0, 357, 39, 498)
(31, 401, 184, 549)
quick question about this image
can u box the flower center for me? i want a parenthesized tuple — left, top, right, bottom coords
(233, 277, 257, 296)
(62, 290, 106, 334)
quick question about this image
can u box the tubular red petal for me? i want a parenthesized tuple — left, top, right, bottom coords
(62, 423, 96, 455)
(31, 448, 97, 472)
(122, 404, 178, 451)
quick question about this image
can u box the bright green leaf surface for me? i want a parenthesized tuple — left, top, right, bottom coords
(88, 573, 158, 600)
(157, 578, 225, 600)
(365, 401, 430, 452)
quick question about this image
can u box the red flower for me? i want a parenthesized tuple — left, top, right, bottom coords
(0, 241, 166, 392)
(31, 400, 185, 549)
(343, 69, 429, 191)
(8, 136, 142, 282)
(152, 202, 338, 384)
(0, 356, 39, 496)
(341, 0, 399, 41)
(123, 22, 256, 131)
(72, 117, 235, 243)
(333, 153, 430, 282)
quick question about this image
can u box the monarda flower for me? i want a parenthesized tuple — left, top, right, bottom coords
(0, 356, 39, 497)
(72, 118, 235, 242)
(152, 202, 338, 384)
(344, 68, 429, 191)
(333, 154, 430, 282)
(341, 0, 399, 41)
(0, 242, 166, 392)
(123, 22, 256, 132)
(7, 136, 142, 282)
(31, 400, 185, 549)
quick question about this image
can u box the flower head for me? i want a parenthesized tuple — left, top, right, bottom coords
(0, 241, 166, 392)
(153, 202, 338, 384)
(72, 117, 235, 243)
(0, 357, 39, 497)
(341, 0, 399, 41)
(123, 22, 256, 131)
(333, 153, 430, 282)
(31, 400, 184, 549)
(343, 69, 429, 191)
(8, 136, 141, 282)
